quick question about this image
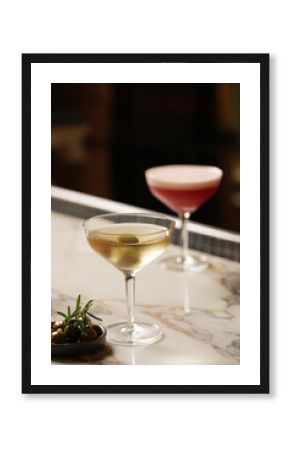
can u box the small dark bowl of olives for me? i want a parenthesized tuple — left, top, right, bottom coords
(51, 295, 106, 357)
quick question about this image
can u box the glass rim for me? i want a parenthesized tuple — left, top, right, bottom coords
(83, 212, 176, 237)
(145, 164, 223, 190)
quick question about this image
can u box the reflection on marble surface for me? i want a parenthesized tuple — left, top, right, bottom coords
(51, 212, 240, 365)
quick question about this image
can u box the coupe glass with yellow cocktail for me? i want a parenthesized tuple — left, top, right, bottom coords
(84, 213, 175, 346)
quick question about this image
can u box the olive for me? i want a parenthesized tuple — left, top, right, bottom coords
(117, 235, 139, 244)
(51, 328, 66, 344)
(85, 327, 97, 341)
(64, 324, 81, 342)
(92, 324, 102, 337)
(51, 321, 65, 331)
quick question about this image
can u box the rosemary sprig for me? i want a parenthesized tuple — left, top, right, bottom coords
(57, 295, 102, 335)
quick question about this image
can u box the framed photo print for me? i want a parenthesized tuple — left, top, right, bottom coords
(22, 53, 269, 394)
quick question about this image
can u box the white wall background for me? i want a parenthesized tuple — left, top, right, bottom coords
(0, 1, 284, 449)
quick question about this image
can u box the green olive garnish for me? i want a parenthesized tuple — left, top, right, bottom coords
(117, 235, 139, 244)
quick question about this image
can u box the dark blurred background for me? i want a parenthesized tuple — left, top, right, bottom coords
(51, 83, 240, 232)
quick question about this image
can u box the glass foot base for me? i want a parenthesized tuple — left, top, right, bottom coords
(107, 322, 163, 346)
(160, 254, 208, 272)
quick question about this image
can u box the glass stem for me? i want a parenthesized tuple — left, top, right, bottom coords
(125, 274, 136, 323)
(180, 212, 190, 261)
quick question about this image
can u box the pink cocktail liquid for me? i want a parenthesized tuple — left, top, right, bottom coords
(145, 165, 222, 215)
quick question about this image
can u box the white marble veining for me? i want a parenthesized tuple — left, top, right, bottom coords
(51, 212, 240, 365)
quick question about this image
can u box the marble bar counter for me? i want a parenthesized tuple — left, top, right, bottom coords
(51, 187, 240, 365)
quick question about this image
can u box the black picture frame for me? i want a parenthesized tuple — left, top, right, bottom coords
(22, 53, 269, 394)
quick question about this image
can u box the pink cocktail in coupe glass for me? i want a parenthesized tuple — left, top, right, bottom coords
(145, 165, 223, 271)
